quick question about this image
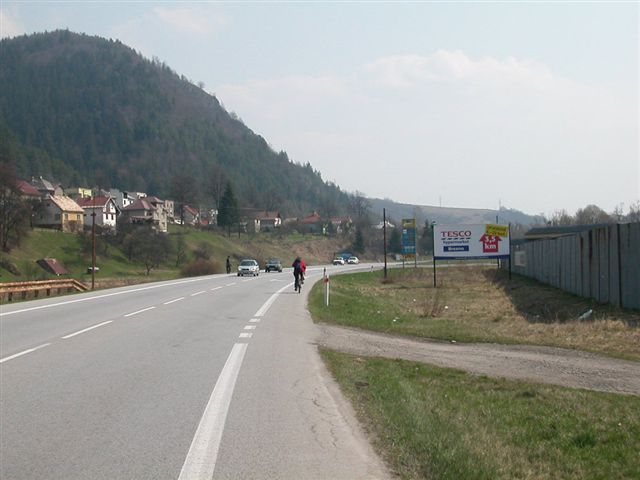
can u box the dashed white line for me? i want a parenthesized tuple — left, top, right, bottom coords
(178, 343, 248, 480)
(210, 287, 223, 291)
(243, 325, 256, 330)
(0, 343, 51, 364)
(225, 282, 236, 287)
(249, 318, 260, 323)
(124, 306, 156, 317)
(62, 321, 113, 339)
(239, 332, 252, 338)
(164, 297, 185, 305)
(191, 291, 206, 297)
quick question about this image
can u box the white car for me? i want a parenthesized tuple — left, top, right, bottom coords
(237, 259, 260, 276)
(333, 257, 345, 265)
(347, 256, 359, 264)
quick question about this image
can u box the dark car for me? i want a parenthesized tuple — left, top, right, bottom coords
(265, 259, 283, 273)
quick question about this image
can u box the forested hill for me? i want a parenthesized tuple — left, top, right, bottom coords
(0, 30, 350, 216)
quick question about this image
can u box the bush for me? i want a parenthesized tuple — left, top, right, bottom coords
(181, 259, 222, 277)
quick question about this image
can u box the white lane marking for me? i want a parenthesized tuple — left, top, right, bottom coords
(164, 297, 185, 305)
(241, 277, 258, 282)
(124, 306, 156, 317)
(225, 282, 236, 287)
(254, 281, 294, 317)
(243, 325, 256, 330)
(239, 332, 252, 338)
(61, 321, 113, 339)
(0, 276, 223, 317)
(249, 318, 260, 323)
(269, 279, 285, 282)
(210, 287, 223, 292)
(0, 343, 51, 364)
(191, 291, 206, 297)
(178, 343, 248, 480)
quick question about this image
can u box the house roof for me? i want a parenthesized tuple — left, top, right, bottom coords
(16, 180, 40, 197)
(123, 198, 156, 212)
(31, 176, 56, 193)
(301, 212, 322, 224)
(36, 258, 70, 276)
(183, 205, 199, 216)
(49, 195, 84, 213)
(76, 196, 115, 209)
(256, 211, 281, 220)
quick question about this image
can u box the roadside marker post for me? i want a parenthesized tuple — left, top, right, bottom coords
(323, 268, 330, 307)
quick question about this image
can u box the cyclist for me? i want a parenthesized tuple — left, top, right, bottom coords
(292, 256, 305, 292)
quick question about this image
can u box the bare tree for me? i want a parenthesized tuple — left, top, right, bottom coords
(574, 204, 612, 225)
(207, 164, 228, 210)
(550, 209, 574, 226)
(0, 163, 30, 252)
(627, 201, 640, 223)
(170, 172, 198, 226)
(348, 191, 371, 227)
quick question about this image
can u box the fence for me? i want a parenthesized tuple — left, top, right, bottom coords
(0, 279, 89, 303)
(507, 222, 639, 309)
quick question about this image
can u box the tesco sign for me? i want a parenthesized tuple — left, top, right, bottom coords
(433, 224, 510, 260)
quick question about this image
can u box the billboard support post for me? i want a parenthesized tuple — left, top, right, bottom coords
(432, 224, 437, 287)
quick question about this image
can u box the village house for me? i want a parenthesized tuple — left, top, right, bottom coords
(120, 196, 169, 233)
(255, 211, 282, 231)
(300, 211, 325, 234)
(33, 195, 85, 232)
(76, 196, 120, 232)
(30, 176, 64, 197)
(65, 187, 92, 201)
(182, 205, 200, 226)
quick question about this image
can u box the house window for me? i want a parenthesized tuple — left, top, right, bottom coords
(64, 213, 68, 220)
(55, 213, 61, 220)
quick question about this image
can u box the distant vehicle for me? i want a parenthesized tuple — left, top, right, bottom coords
(347, 256, 359, 264)
(265, 259, 283, 273)
(237, 259, 260, 276)
(333, 257, 345, 265)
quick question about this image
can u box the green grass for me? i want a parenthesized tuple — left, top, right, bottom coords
(322, 349, 640, 480)
(309, 267, 640, 360)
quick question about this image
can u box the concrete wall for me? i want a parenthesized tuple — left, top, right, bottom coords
(507, 223, 639, 309)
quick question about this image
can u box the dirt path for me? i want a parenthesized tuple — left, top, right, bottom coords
(315, 324, 640, 396)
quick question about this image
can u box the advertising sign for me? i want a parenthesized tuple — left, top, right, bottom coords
(401, 218, 417, 258)
(433, 224, 510, 260)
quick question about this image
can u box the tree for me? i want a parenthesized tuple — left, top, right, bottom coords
(352, 225, 365, 254)
(126, 227, 173, 275)
(348, 192, 371, 227)
(207, 164, 228, 209)
(170, 172, 198, 226)
(574, 204, 612, 225)
(627, 201, 640, 223)
(217, 181, 239, 236)
(419, 219, 434, 255)
(0, 163, 30, 252)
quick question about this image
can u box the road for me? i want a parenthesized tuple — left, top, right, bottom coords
(0, 264, 389, 480)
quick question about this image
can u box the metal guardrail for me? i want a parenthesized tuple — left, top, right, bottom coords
(0, 279, 89, 303)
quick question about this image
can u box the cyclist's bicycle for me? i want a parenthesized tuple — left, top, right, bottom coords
(294, 274, 302, 293)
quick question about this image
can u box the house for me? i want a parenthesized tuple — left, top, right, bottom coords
(33, 195, 85, 232)
(331, 216, 353, 233)
(102, 188, 135, 210)
(120, 196, 169, 233)
(373, 220, 394, 230)
(15, 180, 41, 199)
(76, 196, 120, 231)
(182, 205, 200, 225)
(300, 211, 325, 234)
(30, 176, 64, 196)
(65, 187, 92, 200)
(255, 211, 282, 231)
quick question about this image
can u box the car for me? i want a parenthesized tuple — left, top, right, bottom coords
(332, 257, 345, 265)
(347, 256, 359, 264)
(265, 259, 283, 273)
(237, 259, 260, 276)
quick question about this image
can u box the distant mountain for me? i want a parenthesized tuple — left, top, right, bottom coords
(369, 198, 544, 228)
(0, 30, 350, 216)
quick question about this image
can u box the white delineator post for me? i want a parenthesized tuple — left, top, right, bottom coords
(323, 268, 330, 307)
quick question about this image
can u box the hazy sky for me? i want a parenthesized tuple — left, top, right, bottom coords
(1, 1, 638, 216)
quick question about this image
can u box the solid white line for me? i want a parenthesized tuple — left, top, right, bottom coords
(61, 321, 113, 339)
(210, 287, 223, 291)
(243, 325, 256, 330)
(0, 276, 221, 317)
(164, 297, 185, 305)
(0, 343, 51, 364)
(239, 332, 252, 338)
(191, 291, 206, 297)
(178, 343, 248, 480)
(124, 306, 156, 317)
(254, 281, 294, 317)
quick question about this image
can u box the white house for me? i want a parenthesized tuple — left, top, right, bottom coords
(77, 196, 120, 231)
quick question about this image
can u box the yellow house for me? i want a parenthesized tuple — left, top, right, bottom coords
(34, 195, 85, 233)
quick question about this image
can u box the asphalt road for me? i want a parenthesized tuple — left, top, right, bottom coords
(0, 264, 389, 480)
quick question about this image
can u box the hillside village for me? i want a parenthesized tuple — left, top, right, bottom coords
(13, 175, 354, 237)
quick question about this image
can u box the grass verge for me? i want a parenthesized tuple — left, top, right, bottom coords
(322, 349, 640, 480)
(309, 266, 639, 360)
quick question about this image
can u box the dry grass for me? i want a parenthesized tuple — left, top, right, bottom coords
(311, 266, 640, 360)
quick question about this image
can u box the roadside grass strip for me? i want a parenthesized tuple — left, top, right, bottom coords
(321, 350, 640, 480)
(309, 267, 640, 360)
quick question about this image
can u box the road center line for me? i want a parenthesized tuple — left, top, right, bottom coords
(0, 343, 51, 364)
(164, 297, 185, 305)
(178, 343, 248, 480)
(124, 306, 156, 317)
(61, 321, 112, 339)
(191, 291, 206, 297)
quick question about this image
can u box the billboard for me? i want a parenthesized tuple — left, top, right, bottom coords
(402, 218, 417, 258)
(434, 224, 510, 260)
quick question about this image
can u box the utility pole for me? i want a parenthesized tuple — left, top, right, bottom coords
(91, 208, 96, 290)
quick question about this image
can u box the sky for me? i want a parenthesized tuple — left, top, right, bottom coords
(1, 1, 638, 217)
